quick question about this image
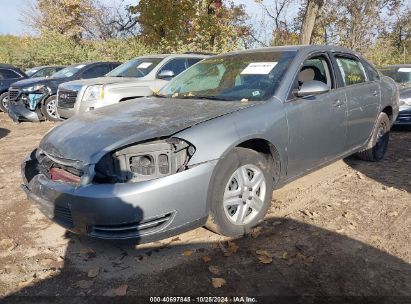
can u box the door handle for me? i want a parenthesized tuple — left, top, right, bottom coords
(333, 99, 343, 108)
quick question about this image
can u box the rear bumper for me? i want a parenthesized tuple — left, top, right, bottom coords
(21, 152, 216, 243)
(8, 101, 41, 122)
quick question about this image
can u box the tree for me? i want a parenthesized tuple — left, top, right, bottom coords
(299, 0, 324, 44)
(129, 0, 249, 52)
(21, 0, 96, 41)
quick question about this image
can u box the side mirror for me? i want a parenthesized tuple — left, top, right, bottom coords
(295, 80, 329, 97)
(158, 70, 175, 79)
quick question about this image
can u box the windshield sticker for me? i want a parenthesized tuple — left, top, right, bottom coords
(241, 62, 278, 75)
(137, 62, 153, 69)
(398, 68, 411, 72)
(252, 90, 261, 96)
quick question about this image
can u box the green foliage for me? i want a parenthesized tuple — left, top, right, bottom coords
(0, 32, 160, 69)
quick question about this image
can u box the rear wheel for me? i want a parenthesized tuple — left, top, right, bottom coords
(356, 112, 390, 162)
(41, 95, 60, 121)
(0, 92, 9, 113)
(206, 147, 274, 236)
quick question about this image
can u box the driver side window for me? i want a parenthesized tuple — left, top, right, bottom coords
(298, 57, 333, 89)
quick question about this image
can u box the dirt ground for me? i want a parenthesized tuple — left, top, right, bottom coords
(0, 111, 410, 301)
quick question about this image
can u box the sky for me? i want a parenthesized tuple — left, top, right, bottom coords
(0, 0, 268, 36)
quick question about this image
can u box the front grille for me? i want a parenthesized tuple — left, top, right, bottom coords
(89, 212, 174, 239)
(54, 205, 73, 228)
(8, 88, 19, 101)
(57, 89, 78, 109)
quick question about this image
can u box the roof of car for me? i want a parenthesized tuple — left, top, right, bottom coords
(133, 53, 210, 60)
(28, 65, 66, 69)
(379, 64, 411, 69)
(0, 63, 19, 69)
(67, 61, 121, 68)
(217, 45, 360, 57)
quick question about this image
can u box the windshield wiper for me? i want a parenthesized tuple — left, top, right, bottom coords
(178, 95, 234, 101)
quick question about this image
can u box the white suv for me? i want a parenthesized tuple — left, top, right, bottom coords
(57, 53, 208, 119)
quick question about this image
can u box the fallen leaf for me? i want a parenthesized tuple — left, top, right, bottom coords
(387, 211, 398, 217)
(40, 258, 55, 267)
(183, 250, 193, 257)
(258, 255, 273, 264)
(255, 250, 274, 258)
(87, 267, 99, 278)
(135, 255, 144, 262)
(0, 238, 14, 249)
(202, 256, 211, 263)
(77, 280, 94, 289)
(18, 278, 35, 288)
(251, 226, 262, 238)
(211, 278, 226, 288)
(227, 241, 239, 253)
(282, 251, 289, 260)
(208, 265, 221, 275)
(79, 248, 96, 259)
(113, 284, 128, 296)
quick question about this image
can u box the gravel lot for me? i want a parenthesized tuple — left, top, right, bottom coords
(0, 112, 410, 299)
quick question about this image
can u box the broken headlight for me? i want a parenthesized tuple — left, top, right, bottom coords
(94, 138, 195, 183)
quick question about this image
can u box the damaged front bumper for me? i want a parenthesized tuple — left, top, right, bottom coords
(8, 101, 42, 122)
(21, 151, 216, 243)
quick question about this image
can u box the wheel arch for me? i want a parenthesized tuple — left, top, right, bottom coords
(235, 138, 282, 186)
(381, 105, 393, 123)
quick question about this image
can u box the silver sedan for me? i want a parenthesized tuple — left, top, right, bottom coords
(21, 45, 399, 242)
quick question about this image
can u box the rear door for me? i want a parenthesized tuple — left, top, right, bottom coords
(332, 54, 380, 149)
(286, 52, 348, 177)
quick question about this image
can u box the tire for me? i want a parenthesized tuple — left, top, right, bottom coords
(41, 95, 60, 121)
(0, 92, 9, 113)
(206, 147, 274, 237)
(356, 112, 390, 162)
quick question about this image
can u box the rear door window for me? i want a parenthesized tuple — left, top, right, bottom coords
(335, 56, 367, 86)
(187, 58, 203, 67)
(0, 69, 21, 79)
(81, 64, 112, 79)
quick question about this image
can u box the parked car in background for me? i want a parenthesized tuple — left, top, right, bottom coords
(0, 64, 28, 112)
(25, 65, 66, 79)
(57, 54, 208, 119)
(379, 64, 411, 126)
(7, 61, 120, 122)
(22, 46, 398, 243)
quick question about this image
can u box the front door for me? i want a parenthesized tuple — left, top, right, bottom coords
(286, 54, 347, 178)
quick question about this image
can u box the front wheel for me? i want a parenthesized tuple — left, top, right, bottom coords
(206, 147, 274, 237)
(41, 95, 60, 121)
(0, 92, 9, 113)
(356, 112, 390, 162)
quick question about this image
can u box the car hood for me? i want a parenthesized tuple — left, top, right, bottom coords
(11, 76, 64, 90)
(61, 77, 143, 88)
(40, 97, 258, 164)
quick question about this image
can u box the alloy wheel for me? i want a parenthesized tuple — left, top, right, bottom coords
(223, 164, 266, 225)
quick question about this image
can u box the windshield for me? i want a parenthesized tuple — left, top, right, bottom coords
(51, 64, 86, 79)
(380, 67, 411, 85)
(106, 57, 163, 77)
(159, 51, 296, 101)
(25, 68, 39, 77)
